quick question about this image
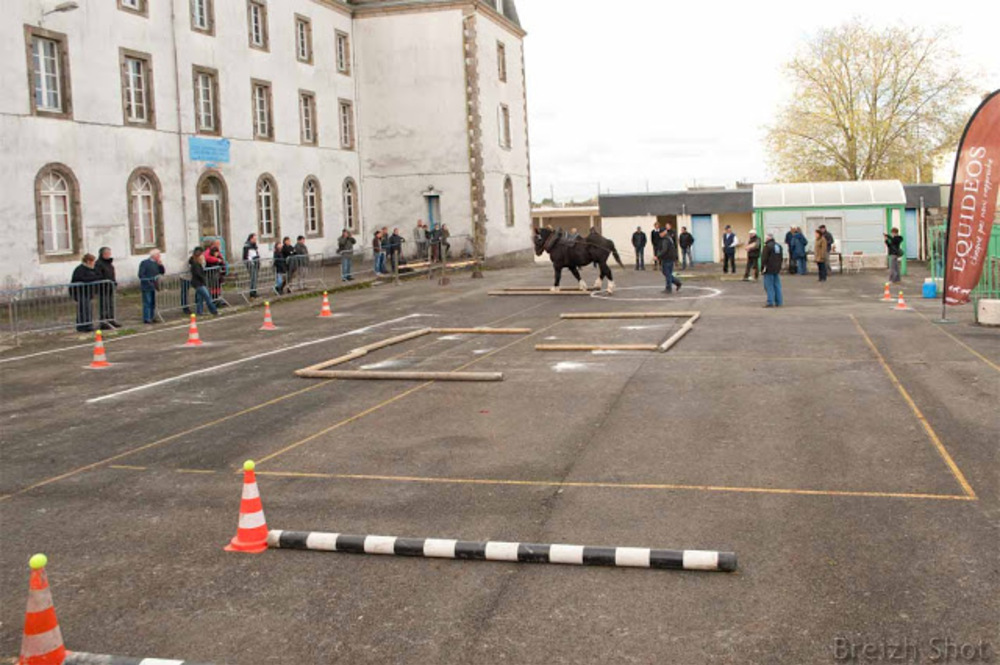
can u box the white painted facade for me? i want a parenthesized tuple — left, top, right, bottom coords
(0, 0, 530, 288)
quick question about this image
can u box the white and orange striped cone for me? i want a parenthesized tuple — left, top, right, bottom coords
(225, 460, 269, 553)
(260, 302, 277, 331)
(89, 330, 110, 369)
(18, 554, 66, 665)
(893, 291, 911, 311)
(882, 282, 893, 301)
(184, 314, 203, 347)
(319, 292, 333, 318)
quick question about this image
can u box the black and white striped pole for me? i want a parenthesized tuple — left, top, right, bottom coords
(268, 530, 737, 573)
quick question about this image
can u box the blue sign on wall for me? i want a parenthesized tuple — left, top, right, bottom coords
(189, 137, 231, 164)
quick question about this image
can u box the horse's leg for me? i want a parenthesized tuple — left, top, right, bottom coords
(593, 261, 604, 290)
(605, 262, 615, 294)
(552, 264, 563, 291)
(568, 265, 585, 290)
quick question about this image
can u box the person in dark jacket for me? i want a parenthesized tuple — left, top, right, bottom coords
(743, 229, 761, 281)
(94, 247, 120, 329)
(679, 227, 694, 270)
(204, 240, 226, 303)
(280, 237, 296, 290)
(784, 229, 795, 274)
(290, 235, 310, 287)
(137, 248, 165, 324)
(722, 225, 738, 273)
(656, 228, 683, 293)
(338, 229, 357, 281)
(242, 233, 260, 298)
(761, 233, 784, 307)
(388, 227, 405, 273)
(70, 253, 100, 332)
(820, 225, 836, 275)
(884, 228, 904, 283)
(274, 241, 289, 294)
(650, 222, 662, 269)
(790, 227, 808, 275)
(189, 247, 218, 316)
(631, 226, 647, 270)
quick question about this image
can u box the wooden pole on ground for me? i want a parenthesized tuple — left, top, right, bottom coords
(534, 344, 660, 352)
(559, 312, 700, 319)
(431, 328, 532, 335)
(296, 370, 504, 381)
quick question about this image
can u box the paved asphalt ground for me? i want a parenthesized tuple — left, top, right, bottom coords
(1, 260, 997, 664)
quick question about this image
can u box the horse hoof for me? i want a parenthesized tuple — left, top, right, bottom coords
(578, 281, 587, 291)
(550, 287, 559, 293)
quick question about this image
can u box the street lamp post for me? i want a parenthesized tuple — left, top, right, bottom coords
(40, 1, 79, 25)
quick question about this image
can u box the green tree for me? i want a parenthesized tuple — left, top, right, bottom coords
(765, 20, 976, 183)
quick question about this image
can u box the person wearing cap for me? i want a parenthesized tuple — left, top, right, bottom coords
(721, 225, 738, 274)
(631, 226, 647, 270)
(742, 229, 761, 281)
(761, 232, 784, 307)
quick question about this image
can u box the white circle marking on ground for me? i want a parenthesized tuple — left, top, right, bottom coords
(589, 285, 723, 302)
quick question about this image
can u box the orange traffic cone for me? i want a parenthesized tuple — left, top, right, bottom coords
(184, 314, 203, 347)
(18, 554, 66, 665)
(882, 282, 893, 301)
(893, 292, 911, 311)
(89, 330, 110, 369)
(319, 292, 333, 318)
(225, 460, 269, 553)
(260, 302, 277, 331)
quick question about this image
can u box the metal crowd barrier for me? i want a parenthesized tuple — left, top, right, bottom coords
(0, 280, 117, 342)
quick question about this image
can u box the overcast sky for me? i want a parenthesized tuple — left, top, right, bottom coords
(518, 1, 999, 202)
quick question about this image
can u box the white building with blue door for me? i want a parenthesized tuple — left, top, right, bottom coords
(597, 181, 944, 271)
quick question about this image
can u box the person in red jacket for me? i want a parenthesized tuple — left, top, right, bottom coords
(204, 239, 227, 304)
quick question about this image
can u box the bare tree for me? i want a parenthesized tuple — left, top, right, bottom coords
(765, 20, 977, 182)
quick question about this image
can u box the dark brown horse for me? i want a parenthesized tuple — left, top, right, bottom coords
(534, 228, 623, 293)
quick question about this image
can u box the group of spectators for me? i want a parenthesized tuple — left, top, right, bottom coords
(241, 234, 311, 298)
(367, 221, 452, 278)
(632, 223, 695, 271)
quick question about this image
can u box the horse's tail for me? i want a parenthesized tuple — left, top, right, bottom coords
(611, 245, 624, 268)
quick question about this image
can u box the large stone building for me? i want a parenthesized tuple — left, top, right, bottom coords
(0, 0, 530, 288)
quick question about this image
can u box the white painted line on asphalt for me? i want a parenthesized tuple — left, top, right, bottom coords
(86, 314, 426, 404)
(0, 310, 258, 365)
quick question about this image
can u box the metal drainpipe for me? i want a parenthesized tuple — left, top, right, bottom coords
(169, 0, 191, 254)
(919, 196, 926, 260)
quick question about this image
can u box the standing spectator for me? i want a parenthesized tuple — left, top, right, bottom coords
(679, 227, 694, 270)
(884, 228, 904, 284)
(742, 229, 761, 282)
(820, 225, 836, 276)
(189, 247, 218, 316)
(279, 237, 295, 290)
(273, 241, 288, 294)
(814, 229, 829, 282)
(70, 253, 100, 332)
(242, 233, 260, 299)
(761, 233, 784, 308)
(428, 225, 441, 262)
(414, 220, 428, 259)
(656, 228, 683, 293)
(373, 230, 386, 274)
(338, 229, 357, 281)
(650, 222, 663, 269)
(784, 228, 794, 273)
(292, 235, 311, 288)
(722, 225, 738, 274)
(204, 240, 227, 304)
(388, 227, 405, 273)
(790, 227, 809, 276)
(631, 226, 647, 270)
(94, 247, 120, 329)
(138, 248, 165, 324)
(440, 224, 451, 260)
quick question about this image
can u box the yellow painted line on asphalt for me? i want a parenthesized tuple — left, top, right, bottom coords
(912, 308, 1000, 373)
(851, 315, 977, 500)
(254, 470, 974, 502)
(0, 303, 547, 501)
(255, 319, 562, 467)
(0, 383, 326, 502)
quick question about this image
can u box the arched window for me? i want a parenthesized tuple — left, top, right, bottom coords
(256, 174, 280, 240)
(343, 178, 358, 231)
(127, 168, 163, 253)
(303, 177, 322, 238)
(34, 163, 81, 261)
(503, 176, 515, 227)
